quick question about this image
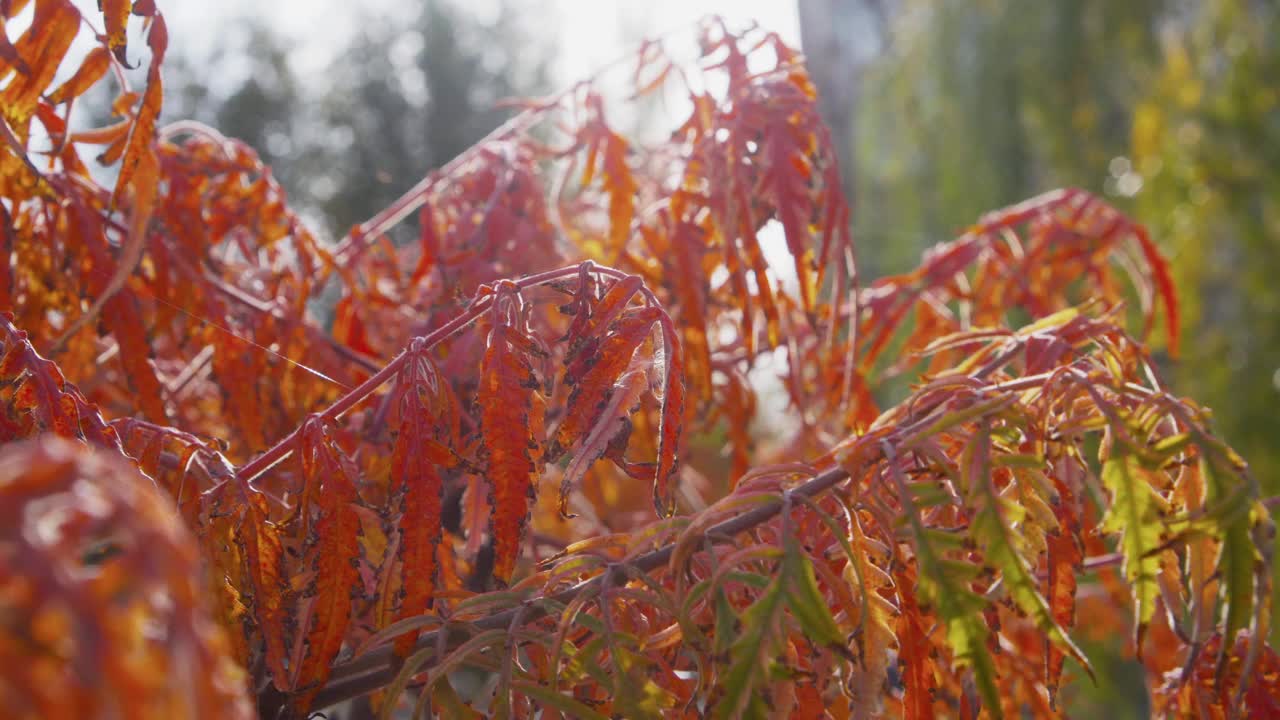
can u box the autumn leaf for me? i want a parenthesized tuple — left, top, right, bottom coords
(111, 13, 166, 214)
(579, 93, 637, 257)
(102, 290, 168, 423)
(290, 417, 364, 713)
(236, 482, 291, 691)
(965, 429, 1092, 679)
(1045, 476, 1083, 707)
(842, 510, 897, 718)
(100, 0, 133, 65)
(558, 367, 647, 515)
(1, 0, 77, 134)
(479, 284, 545, 583)
(553, 306, 660, 461)
(388, 345, 453, 657)
(1100, 448, 1166, 652)
(47, 46, 110, 105)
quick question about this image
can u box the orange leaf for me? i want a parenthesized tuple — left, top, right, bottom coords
(1044, 480, 1083, 708)
(558, 367, 648, 516)
(111, 13, 166, 213)
(553, 306, 660, 460)
(579, 94, 637, 255)
(667, 219, 712, 403)
(291, 417, 363, 713)
(0, 0, 78, 131)
(562, 273, 642, 363)
(47, 45, 110, 104)
(894, 562, 938, 720)
(389, 347, 453, 657)
(479, 286, 545, 583)
(100, 0, 132, 65)
(68, 118, 131, 145)
(236, 483, 291, 692)
(103, 289, 168, 423)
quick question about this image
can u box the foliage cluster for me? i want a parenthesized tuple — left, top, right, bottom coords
(843, 0, 1280, 496)
(1, 3, 1276, 718)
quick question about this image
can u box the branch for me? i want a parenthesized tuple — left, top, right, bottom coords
(269, 463, 856, 717)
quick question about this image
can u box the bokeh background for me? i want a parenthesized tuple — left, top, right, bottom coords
(62, 0, 1279, 715)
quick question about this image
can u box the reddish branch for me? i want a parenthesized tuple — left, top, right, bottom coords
(258, 462, 855, 717)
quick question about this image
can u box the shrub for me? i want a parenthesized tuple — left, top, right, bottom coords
(1, 5, 1274, 718)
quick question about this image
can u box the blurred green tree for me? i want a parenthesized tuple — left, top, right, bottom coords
(159, 0, 552, 237)
(801, 0, 1278, 513)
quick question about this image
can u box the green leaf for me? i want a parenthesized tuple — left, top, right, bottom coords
(1100, 448, 1165, 649)
(608, 646, 676, 719)
(897, 454, 1002, 718)
(1150, 432, 1193, 459)
(712, 586, 737, 658)
(906, 479, 955, 507)
(1201, 455, 1256, 640)
(716, 579, 786, 720)
(990, 452, 1047, 469)
(903, 395, 1016, 448)
(966, 433, 1094, 680)
(781, 536, 845, 650)
(513, 679, 612, 720)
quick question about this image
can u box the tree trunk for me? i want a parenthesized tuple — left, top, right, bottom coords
(796, 0, 887, 205)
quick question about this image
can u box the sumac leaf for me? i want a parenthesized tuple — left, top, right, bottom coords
(480, 286, 545, 583)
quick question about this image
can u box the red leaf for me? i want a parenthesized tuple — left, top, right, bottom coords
(103, 289, 168, 423)
(332, 293, 380, 358)
(479, 285, 545, 583)
(553, 306, 661, 460)
(558, 368, 648, 516)
(291, 417, 363, 713)
(1045, 479, 1083, 708)
(389, 346, 453, 657)
(1131, 225, 1180, 357)
(0, 317, 117, 446)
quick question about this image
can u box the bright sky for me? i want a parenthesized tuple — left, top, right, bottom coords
(156, 0, 800, 88)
